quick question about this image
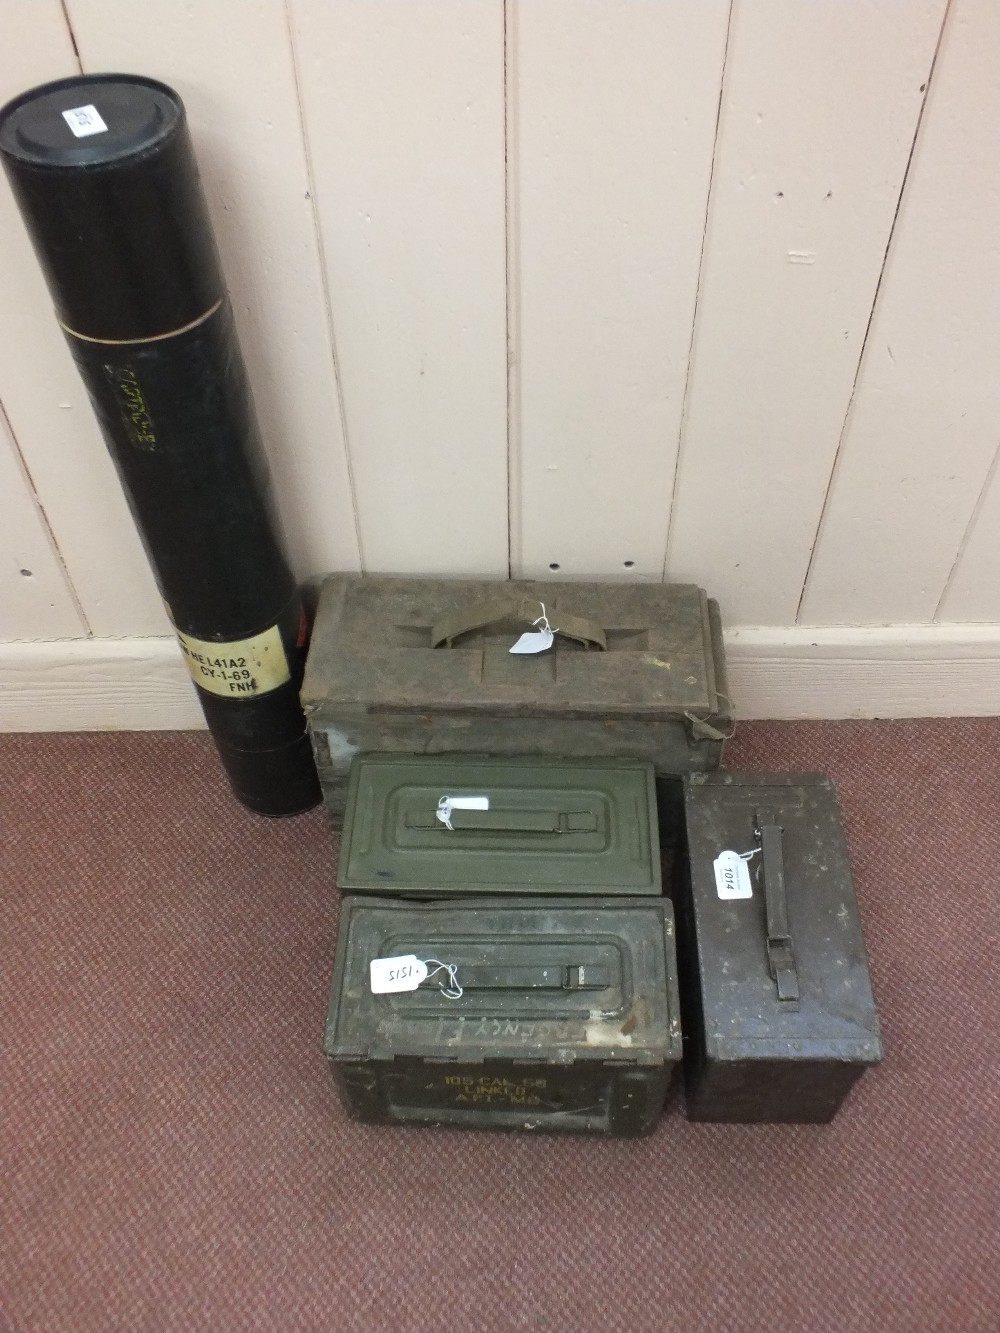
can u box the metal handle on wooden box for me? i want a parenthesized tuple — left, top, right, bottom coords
(430, 596, 607, 650)
(756, 808, 800, 1004)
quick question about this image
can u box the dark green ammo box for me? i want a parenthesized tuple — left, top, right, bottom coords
(301, 575, 731, 820)
(337, 754, 661, 897)
(673, 773, 882, 1123)
(323, 896, 683, 1135)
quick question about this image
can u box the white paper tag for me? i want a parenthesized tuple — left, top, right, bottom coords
(436, 794, 490, 830)
(370, 955, 428, 993)
(510, 629, 555, 655)
(714, 850, 754, 900)
(62, 105, 108, 137)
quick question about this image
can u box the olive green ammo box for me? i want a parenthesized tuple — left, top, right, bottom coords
(323, 896, 683, 1135)
(301, 575, 731, 821)
(673, 773, 882, 1123)
(336, 754, 661, 897)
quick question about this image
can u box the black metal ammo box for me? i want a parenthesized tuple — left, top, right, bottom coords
(301, 575, 731, 822)
(673, 772, 882, 1123)
(323, 896, 683, 1135)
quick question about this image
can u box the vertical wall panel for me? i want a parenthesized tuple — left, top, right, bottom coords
(290, 0, 509, 575)
(66, 0, 362, 591)
(0, 0, 167, 636)
(2, 0, 1000, 656)
(511, 0, 730, 581)
(940, 446, 1000, 622)
(1, 409, 85, 640)
(667, 0, 946, 626)
(800, 1, 1000, 626)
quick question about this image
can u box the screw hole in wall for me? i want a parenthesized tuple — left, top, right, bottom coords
(623, 560, 635, 568)
(20, 568, 32, 577)
(549, 562, 560, 571)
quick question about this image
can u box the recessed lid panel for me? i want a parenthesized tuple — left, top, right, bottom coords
(324, 896, 680, 1064)
(338, 754, 661, 895)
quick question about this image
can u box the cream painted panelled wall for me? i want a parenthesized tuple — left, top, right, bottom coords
(2, 0, 999, 726)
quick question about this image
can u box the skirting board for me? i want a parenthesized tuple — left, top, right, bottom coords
(1, 626, 999, 731)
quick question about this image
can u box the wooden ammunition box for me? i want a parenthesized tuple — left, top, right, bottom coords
(302, 575, 731, 822)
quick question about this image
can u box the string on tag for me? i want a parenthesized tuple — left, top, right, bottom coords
(422, 958, 463, 1000)
(738, 847, 760, 861)
(533, 602, 558, 636)
(510, 601, 560, 655)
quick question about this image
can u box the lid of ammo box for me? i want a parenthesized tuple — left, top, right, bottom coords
(324, 897, 682, 1065)
(681, 773, 882, 1063)
(337, 754, 661, 896)
(301, 575, 726, 722)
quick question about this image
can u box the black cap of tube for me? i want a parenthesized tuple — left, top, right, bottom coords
(0, 74, 224, 340)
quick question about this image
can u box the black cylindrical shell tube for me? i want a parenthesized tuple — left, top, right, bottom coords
(0, 74, 320, 816)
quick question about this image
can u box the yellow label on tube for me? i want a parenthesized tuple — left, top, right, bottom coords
(175, 624, 290, 699)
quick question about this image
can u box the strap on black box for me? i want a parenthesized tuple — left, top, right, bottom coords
(756, 807, 800, 1005)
